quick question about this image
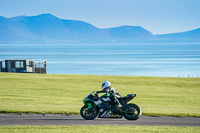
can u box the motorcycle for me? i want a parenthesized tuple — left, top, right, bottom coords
(80, 91, 142, 120)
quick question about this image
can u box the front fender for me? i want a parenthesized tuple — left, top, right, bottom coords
(83, 98, 94, 104)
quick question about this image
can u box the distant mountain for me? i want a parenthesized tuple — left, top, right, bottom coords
(102, 26, 154, 42)
(0, 13, 199, 43)
(1, 14, 101, 42)
(155, 28, 200, 42)
(0, 16, 34, 41)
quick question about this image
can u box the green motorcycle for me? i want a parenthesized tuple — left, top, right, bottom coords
(80, 91, 141, 120)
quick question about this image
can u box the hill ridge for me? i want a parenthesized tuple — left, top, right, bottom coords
(0, 13, 199, 43)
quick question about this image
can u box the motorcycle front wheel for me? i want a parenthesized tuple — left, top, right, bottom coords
(123, 103, 142, 120)
(80, 104, 98, 120)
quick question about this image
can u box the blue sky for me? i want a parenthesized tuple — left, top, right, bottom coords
(0, 0, 200, 34)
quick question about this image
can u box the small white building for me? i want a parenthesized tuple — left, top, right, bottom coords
(0, 59, 46, 74)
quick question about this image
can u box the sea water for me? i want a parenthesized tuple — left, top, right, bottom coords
(0, 43, 200, 77)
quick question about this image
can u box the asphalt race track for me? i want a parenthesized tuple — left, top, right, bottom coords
(0, 114, 199, 126)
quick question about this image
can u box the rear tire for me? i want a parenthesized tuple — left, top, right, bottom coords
(123, 103, 142, 120)
(80, 104, 98, 120)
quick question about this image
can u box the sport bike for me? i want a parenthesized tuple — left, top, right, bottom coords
(80, 91, 141, 120)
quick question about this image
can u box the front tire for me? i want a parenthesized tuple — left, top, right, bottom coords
(123, 103, 142, 120)
(80, 104, 98, 120)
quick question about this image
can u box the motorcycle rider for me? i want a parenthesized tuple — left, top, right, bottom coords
(96, 81, 123, 110)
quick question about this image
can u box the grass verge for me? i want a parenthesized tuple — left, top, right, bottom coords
(0, 73, 200, 117)
(0, 126, 199, 133)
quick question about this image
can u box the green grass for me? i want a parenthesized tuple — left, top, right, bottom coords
(0, 73, 200, 117)
(0, 126, 199, 133)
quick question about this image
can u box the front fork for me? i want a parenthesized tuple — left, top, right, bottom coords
(85, 103, 99, 116)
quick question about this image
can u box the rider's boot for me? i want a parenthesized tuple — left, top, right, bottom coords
(114, 98, 123, 112)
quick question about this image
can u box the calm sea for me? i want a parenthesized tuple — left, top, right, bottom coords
(0, 43, 200, 77)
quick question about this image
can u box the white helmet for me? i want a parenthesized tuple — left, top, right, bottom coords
(102, 81, 111, 90)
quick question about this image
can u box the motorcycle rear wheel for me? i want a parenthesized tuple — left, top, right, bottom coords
(123, 103, 142, 120)
(80, 104, 98, 120)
